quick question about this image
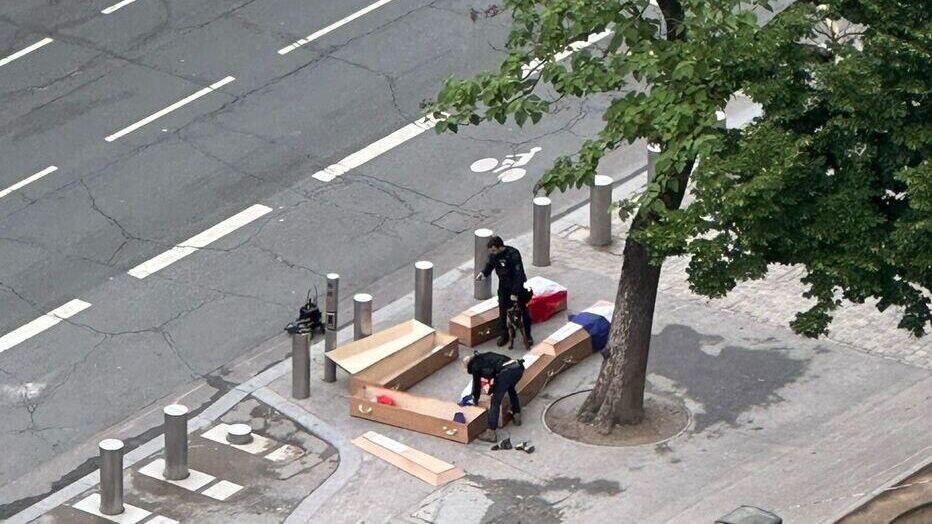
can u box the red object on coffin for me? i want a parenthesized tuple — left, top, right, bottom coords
(525, 277, 568, 323)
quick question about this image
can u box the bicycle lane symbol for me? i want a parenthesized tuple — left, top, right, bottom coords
(469, 147, 542, 183)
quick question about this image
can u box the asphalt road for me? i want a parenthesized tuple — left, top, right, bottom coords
(0, 0, 637, 513)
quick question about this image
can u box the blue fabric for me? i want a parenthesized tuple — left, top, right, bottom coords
(453, 412, 466, 423)
(568, 311, 611, 351)
(458, 395, 476, 407)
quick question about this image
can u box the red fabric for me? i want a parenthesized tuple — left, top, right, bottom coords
(528, 290, 567, 323)
(376, 395, 395, 406)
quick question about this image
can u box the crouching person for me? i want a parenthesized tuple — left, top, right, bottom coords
(463, 351, 525, 442)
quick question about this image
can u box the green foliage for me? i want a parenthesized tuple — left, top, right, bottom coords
(425, 0, 931, 338)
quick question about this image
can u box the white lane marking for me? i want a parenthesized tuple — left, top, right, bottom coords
(101, 0, 140, 14)
(522, 29, 613, 77)
(278, 0, 397, 55)
(0, 38, 54, 69)
(127, 204, 272, 279)
(105, 76, 235, 142)
(311, 116, 439, 182)
(0, 299, 92, 355)
(0, 166, 58, 201)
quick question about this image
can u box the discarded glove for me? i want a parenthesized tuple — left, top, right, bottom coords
(515, 441, 535, 454)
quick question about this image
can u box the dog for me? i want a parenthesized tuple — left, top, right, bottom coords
(506, 302, 531, 350)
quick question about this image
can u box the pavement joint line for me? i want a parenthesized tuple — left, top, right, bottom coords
(278, 0, 399, 55)
(101, 0, 139, 14)
(6, 166, 642, 524)
(104, 75, 236, 142)
(126, 203, 272, 279)
(0, 165, 58, 200)
(0, 37, 54, 68)
(0, 299, 92, 355)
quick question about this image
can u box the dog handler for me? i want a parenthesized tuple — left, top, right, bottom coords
(476, 236, 533, 347)
(463, 352, 525, 442)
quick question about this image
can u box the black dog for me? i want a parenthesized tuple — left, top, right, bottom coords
(506, 303, 531, 350)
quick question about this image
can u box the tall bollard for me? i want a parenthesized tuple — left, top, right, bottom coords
(414, 261, 433, 325)
(163, 404, 189, 480)
(99, 439, 124, 515)
(323, 273, 339, 383)
(474, 229, 493, 300)
(647, 143, 661, 184)
(589, 175, 613, 246)
(292, 330, 311, 399)
(353, 294, 373, 340)
(532, 197, 551, 267)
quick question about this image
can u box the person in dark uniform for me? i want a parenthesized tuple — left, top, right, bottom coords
(463, 351, 525, 442)
(476, 236, 533, 347)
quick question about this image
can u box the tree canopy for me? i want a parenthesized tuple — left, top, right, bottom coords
(427, 0, 931, 339)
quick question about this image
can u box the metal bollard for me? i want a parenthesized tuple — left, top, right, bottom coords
(292, 331, 311, 399)
(163, 404, 189, 480)
(414, 261, 433, 325)
(98, 439, 124, 515)
(532, 197, 551, 267)
(589, 175, 613, 246)
(715, 110, 727, 129)
(353, 294, 373, 340)
(323, 273, 339, 383)
(647, 143, 661, 184)
(474, 229, 493, 300)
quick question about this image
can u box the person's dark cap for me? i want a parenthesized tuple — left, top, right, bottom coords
(487, 236, 504, 249)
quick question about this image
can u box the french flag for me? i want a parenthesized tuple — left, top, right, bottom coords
(524, 276, 568, 323)
(568, 301, 614, 352)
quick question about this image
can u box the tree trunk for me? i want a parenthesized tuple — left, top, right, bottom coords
(576, 214, 663, 432)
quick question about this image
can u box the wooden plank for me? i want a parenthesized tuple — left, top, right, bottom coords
(352, 431, 464, 486)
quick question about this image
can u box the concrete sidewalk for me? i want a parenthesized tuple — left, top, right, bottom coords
(268, 191, 931, 523)
(14, 176, 931, 523)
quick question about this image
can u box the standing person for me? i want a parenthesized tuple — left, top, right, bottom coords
(476, 236, 533, 347)
(463, 352, 525, 442)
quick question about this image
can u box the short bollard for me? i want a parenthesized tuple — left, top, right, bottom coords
(98, 439, 124, 515)
(589, 175, 613, 246)
(323, 273, 339, 383)
(353, 293, 373, 340)
(532, 197, 551, 267)
(647, 143, 661, 184)
(292, 330, 311, 399)
(226, 424, 253, 445)
(474, 229, 493, 300)
(163, 404, 189, 480)
(414, 261, 433, 325)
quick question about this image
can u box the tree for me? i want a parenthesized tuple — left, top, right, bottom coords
(425, 0, 931, 433)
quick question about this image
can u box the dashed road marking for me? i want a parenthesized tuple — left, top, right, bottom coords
(311, 116, 439, 182)
(127, 204, 272, 279)
(522, 29, 614, 77)
(101, 0, 140, 14)
(105, 76, 235, 142)
(278, 0, 398, 55)
(0, 299, 91, 355)
(0, 166, 58, 201)
(0, 38, 54, 69)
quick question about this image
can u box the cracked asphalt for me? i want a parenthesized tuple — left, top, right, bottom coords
(0, 0, 637, 513)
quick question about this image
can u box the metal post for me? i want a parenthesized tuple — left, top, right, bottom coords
(589, 175, 613, 246)
(163, 404, 189, 480)
(414, 261, 433, 325)
(323, 273, 339, 383)
(532, 197, 551, 267)
(647, 143, 661, 184)
(474, 229, 493, 300)
(353, 294, 373, 340)
(715, 110, 727, 129)
(98, 439, 124, 515)
(292, 331, 310, 399)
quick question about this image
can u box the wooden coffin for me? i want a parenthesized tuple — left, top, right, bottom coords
(448, 297, 500, 347)
(352, 431, 464, 486)
(351, 332, 459, 393)
(533, 322, 594, 367)
(327, 320, 435, 375)
(350, 383, 487, 444)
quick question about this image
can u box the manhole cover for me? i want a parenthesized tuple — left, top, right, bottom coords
(544, 390, 690, 447)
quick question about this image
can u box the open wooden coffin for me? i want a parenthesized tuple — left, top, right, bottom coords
(350, 332, 459, 392)
(351, 383, 487, 444)
(448, 297, 500, 347)
(327, 319, 436, 375)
